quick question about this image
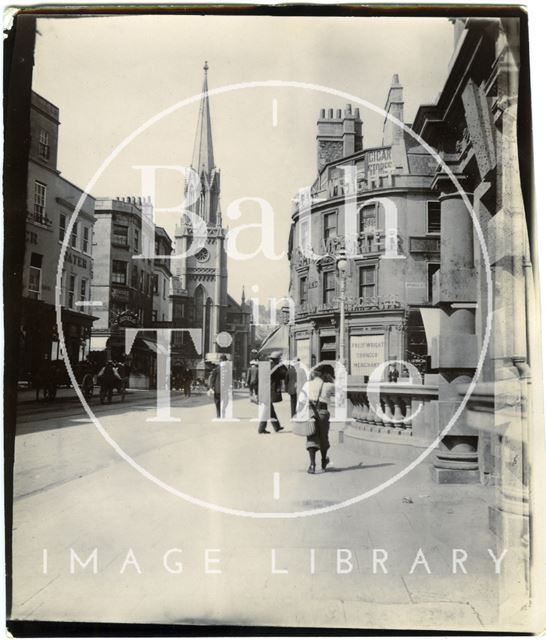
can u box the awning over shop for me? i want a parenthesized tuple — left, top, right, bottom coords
(258, 324, 290, 357)
(89, 336, 109, 351)
(141, 338, 159, 353)
(419, 308, 440, 348)
(61, 307, 99, 325)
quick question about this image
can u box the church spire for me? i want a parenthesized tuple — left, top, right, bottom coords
(191, 61, 215, 173)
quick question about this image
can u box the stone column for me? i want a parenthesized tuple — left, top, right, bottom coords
(430, 182, 480, 483)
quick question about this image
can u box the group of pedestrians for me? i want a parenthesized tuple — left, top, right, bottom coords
(206, 349, 335, 474)
(249, 350, 336, 474)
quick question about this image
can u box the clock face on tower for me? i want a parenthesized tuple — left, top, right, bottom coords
(195, 247, 210, 263)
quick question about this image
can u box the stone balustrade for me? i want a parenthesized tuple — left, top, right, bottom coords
(347, 380, 439, 440)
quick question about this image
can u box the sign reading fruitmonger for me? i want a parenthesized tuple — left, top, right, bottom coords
(350, 334, 385, 376)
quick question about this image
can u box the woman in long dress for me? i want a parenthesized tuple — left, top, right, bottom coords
(297, 365, 336, 474)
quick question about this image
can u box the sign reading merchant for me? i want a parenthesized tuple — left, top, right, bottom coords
(350, 334, 385, 376)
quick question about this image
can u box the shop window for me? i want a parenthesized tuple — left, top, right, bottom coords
(359, 265, 376, 300)
(28, 252, 43, 299)
(319, 335, 337, 362)
(38, 129, 50, 160)
(82, 226, 90, 253)
(427, 201, 441, 234)
(59, 214, 66, 241)
(299, 274, 308, 306)
(70, 222, 78, 248)
(112, 260, 127, 285)
(68, 274, 76, 309)
(322, 270, 335, 304)
(323, 211, 337, 242)
(427, 263, 440, 302)
(34, 181, 47, 219)
(113, 224, 129, 247)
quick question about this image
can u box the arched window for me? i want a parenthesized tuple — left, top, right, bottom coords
(193, 286, 204, 328)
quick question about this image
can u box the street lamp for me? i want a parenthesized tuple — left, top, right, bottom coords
(336, 251, 348, 367)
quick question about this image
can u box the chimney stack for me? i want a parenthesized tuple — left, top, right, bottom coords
(316, 104, 363, 173)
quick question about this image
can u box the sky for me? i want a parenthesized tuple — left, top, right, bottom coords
(33, 14, 454, 301)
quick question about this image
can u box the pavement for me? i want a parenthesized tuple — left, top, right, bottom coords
(16, 385, 208, 405)
(10, 391, 502, 630)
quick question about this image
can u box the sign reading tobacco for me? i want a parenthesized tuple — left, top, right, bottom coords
(350, 334, 385, 376)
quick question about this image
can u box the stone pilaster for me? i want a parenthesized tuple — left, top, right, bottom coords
(430, 183, 480, 483)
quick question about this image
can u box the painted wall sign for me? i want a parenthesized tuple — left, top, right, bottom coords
(365, 147, 392, 176)
(350, 334, 385, 376)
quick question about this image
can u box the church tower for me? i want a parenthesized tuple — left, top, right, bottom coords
(173, 62, 228, 365)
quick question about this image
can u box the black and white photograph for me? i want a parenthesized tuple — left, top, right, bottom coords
(3, 3, 546, 635)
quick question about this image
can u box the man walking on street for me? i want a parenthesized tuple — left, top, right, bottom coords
(285, 357, 302, 417)
(258, 351, 287, 434)
(246, 349, 259, 403)
(208, 355, 228, 418)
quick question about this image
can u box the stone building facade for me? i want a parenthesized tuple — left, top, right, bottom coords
(90, 196, 156, 388)
(225, 290, 254, 381)
(152, 226, 174, 325)
(288, 16, 540, 629)
(288, 77, 443, 453)
(20, 92, 96, 381)
(413, 17, 541, 627)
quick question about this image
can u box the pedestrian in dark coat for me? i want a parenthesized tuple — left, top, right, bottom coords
(285, 358, 302, 417)
(208, 355, 228, 418)
(257, 351, 287, 434)
(246, 349, 259, 402)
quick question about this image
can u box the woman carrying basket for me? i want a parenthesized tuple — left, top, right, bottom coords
(297, 365, 336, 474)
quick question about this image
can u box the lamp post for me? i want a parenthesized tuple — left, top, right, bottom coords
(336, 251, 348, 367)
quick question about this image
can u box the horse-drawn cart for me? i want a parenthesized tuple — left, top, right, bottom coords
(33, 359, 95, 401)
(33, 358, 129, 403)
